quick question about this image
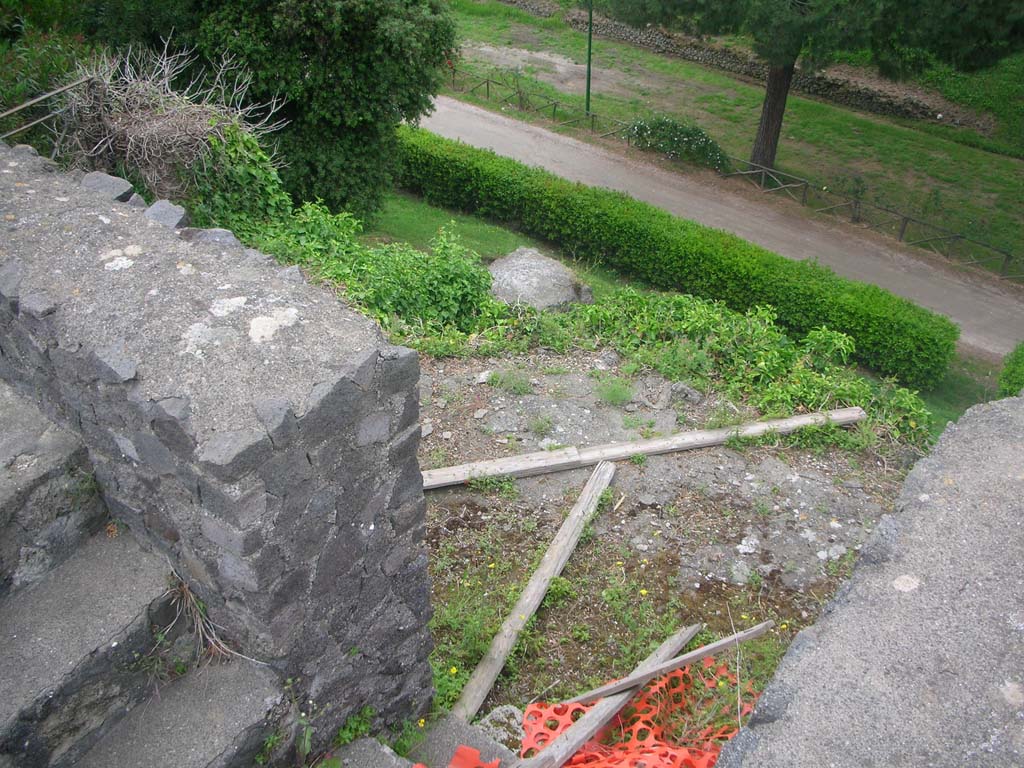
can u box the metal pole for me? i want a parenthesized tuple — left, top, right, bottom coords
(585, 0, 594, 114)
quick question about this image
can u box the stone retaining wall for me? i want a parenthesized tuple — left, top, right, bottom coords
(0, 142, 432, 731)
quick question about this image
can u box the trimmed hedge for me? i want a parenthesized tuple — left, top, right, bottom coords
(998, 342, 1024, 397)
(396, 127, 958, 390)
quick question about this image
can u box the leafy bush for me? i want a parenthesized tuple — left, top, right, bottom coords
(243, 203, 497, 334)
(998, 342, 1024, 397)
(189, 126, 292, 229)
(628, 116, 731, 172)
(195, 0, 457, 217)
(395, 127, 959, 390)
(0, 29, 92, 153)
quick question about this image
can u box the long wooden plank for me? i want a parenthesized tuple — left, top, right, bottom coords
(511, 623, 702, 768)
(423, 407, 866, 490)
(567, 620, 773, 705)
(450, 462, 617, 722)
(422, 446, 582, 490)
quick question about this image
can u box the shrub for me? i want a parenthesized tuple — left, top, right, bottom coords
(247, 204, 497, 334)
(56, 46, 283, 201)
(195, 0, 457, 217)
(395, 127, 958, 390)
(628, 116, 731, 172)
(998, 342, 1024, 397)
(0, 29, 92, 154)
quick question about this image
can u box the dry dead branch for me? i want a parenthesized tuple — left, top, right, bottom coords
(55, 40, 285, 199)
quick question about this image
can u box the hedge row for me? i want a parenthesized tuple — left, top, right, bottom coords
(396, 127, 958, 390)
(998, 342, 1024, 397)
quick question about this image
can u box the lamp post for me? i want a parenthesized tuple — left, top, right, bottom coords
(585, 0, 594, 114)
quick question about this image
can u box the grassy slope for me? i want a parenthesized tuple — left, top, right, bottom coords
(448, 1, 1024, 260)
(362, 190, 544, 260)
(375, 189, 996, 432)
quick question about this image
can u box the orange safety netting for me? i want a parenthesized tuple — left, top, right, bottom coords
(519, 657, 757, 768)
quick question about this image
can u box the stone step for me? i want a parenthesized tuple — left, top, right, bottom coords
(335, 737, 416, 768)
(77, 661, 280, 768)
(408, 715, 518, 768)
(0, 531, 170, 767)
(0, 380, 106, 595)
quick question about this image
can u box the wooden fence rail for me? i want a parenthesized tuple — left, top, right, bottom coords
(446, 65, 1020, 282)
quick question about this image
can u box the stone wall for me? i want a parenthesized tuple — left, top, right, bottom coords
(0, 142, 432, 731)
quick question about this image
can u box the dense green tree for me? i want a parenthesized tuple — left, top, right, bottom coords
(196, 0, 457, 216)
(602, 0, 1024, 168)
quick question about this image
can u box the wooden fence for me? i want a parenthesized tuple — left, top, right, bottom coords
(446, 65, 1021, 282)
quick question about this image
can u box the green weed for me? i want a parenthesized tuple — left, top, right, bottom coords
(595, 376, 634, 406)
(488, 370, 534, 395)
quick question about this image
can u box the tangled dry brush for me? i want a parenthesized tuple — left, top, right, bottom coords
(56, 43, 284, 199)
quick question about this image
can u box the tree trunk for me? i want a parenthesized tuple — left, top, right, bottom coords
(750, 60, 796, 169)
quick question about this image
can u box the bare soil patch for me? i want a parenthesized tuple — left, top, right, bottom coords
(420, 347, 903, 712)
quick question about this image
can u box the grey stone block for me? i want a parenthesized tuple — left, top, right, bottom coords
(179, 227, 241, 248)
(197, 429, 273, 482)
(335, 738, 414, 768)
(77, 662, 280, 768)
(144, 199, 189, 229)
(0, 534, 169, 767)
(127, 192, 147, 208)
(409, 716, 517, 768)
(80, 171, 134, 202)
(92, 342, 138, 383)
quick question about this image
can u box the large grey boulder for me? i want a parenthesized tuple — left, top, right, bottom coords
(488, 247, 593, 311)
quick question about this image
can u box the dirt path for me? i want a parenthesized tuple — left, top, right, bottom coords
(422, 97, 1024, 359)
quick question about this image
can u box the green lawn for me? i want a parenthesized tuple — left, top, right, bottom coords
(362, 191, 544, 261)
(370, 188, 998, 436)
(919, 355, 1000, 437)
(447, 0, 1024, 262)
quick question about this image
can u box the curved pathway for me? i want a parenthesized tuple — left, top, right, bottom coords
(423, 97, 1024, 359)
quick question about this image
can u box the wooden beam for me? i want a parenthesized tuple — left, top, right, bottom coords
(510, 623, 702, 768)
(450, 462, 617, 723)
(423, 407, 866, 490)
(567, 620, 773, 705)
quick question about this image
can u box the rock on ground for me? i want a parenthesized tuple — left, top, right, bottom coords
(488, 247, 593, 311)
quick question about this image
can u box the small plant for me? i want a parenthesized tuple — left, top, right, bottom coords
(628, 115, 731, 172)
(254, 731, 283, 766)
(488, 370, 533, 395)
(542, 576, 577, 608)
(468, 475, 519, 501)
(629, 453, 647, 467)
(541, 364, 570, 375)
(595, 376, 633, 407)
(571, 624, 592, 642)
(528, 414, 554, 436)
(67, 470, 100, 509)
(334, 706, 375, 748)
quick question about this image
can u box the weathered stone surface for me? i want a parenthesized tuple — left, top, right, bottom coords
(335, 738, 414, 768)
(0, 143, 432, 749)
(144, 199, 189, 229)
(80, 172, 134, 202)
(77, 661, 280, 768)
(718, 396, 1024, 768)
(0, 534, 169, 767)
(179, 227, 241, 248)
(410, 716, 517, 768)
(488, 247, 593, 310)
(0, 380, 104, 593)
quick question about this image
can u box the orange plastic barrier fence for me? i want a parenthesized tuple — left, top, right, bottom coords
(519, 657, 757, 768)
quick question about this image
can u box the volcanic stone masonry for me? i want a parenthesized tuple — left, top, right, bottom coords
(0, 141, 433, 728)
